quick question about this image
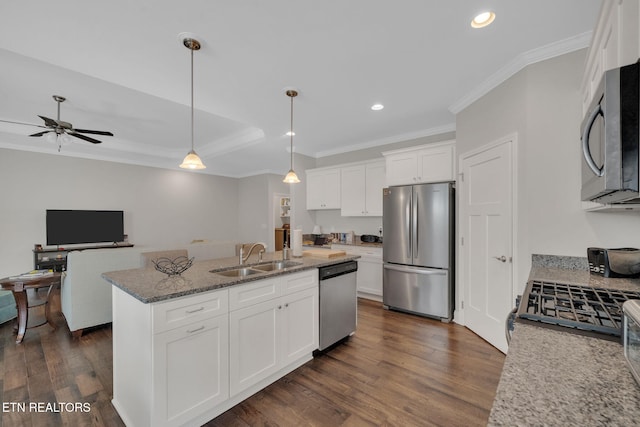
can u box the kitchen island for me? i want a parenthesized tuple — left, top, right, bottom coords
(102, 251, 359, 427)
(488, 258, 640, 426)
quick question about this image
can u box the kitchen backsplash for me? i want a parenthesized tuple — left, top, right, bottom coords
(531, 254, 588, 270)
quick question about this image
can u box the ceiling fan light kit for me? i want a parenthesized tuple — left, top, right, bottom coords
(179, 35, 206, 170)
(283, 89, 300, 184)
(0, 94, 114, 152)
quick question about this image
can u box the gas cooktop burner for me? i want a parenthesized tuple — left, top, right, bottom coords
(517, 280, 640, 340)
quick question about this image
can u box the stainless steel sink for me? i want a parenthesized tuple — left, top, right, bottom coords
(213, 267, 265, 278)
(252, 260, 303, 272)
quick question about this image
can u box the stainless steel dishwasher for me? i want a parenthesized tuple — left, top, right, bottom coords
(318, 260, 358, 351)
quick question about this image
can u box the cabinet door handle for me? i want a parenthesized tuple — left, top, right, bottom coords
(186, 325, 205, 334)
(278, 305, 283, 310)
(186, 306, 204, 314)
(285, 303, 289, 308)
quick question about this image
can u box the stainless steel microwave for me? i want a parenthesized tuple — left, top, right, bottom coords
(581, 61, 640, 204)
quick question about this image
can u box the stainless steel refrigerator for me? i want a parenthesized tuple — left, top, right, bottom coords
(382, 182, 454, 321)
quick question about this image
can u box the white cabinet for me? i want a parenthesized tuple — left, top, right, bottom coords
(306, 167, 341, 209)
(112, 269, 319, 427)
(581, 0, 640, 114)
(229, 270, 318, 396)
(229, 298, 279, 395)
(383, 140, 455, 186)
(112, 287, 230, 427)
(153, 314, 229, 426)
(341, 160, 385, 216)
(334, 244, 383, 300)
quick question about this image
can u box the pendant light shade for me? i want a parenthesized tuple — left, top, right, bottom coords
(180, 150, 206, 169)
(283, 169, 300, 184)
(179, 36, 206, 170)
(283, 89, 300, 183)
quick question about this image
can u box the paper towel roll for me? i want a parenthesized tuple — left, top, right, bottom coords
(292, 229, 303, 257)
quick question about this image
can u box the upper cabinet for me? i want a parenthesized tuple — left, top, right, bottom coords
(306, 167, 341, 210)
(581, 0, 640, 114)
(340, 160, 385, 217)
(383, 140, 456, 186)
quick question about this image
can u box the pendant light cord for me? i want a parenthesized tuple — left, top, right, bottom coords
(290, 94, 294, 168)
(190, 46, 195, 152)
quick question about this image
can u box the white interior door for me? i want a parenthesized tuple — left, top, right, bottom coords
(459, 137, 514, 354)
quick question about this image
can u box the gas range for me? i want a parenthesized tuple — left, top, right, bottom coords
(516, 280, 640, 341)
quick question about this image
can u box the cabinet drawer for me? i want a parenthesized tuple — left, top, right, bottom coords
(229, 277, 282, 311)
(282, 270, 318, 294)
(153, 289, 229, 334)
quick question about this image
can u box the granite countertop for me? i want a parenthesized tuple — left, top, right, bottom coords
(488, 259, 640, 426)
(102, 251, 359, 304)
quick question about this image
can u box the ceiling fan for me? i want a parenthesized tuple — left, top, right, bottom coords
(0, 95, 114, 150)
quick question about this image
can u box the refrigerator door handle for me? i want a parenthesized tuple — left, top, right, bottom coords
(405, 197, 412, 259)
(412, 188, 418, 261)
(383, 263, 447, 276)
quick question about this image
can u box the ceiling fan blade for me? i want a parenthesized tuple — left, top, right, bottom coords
(73, 128, 114, 136)
(29, 130, 52, 137)
(68, 132, 102, 144)
(0, 118, 47, 129)
(38, 115, 58, 128)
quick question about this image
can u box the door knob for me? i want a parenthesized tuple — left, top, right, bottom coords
(493, 255, 507, 262)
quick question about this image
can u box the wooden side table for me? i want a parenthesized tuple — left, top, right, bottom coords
(0, 273, 61, 344)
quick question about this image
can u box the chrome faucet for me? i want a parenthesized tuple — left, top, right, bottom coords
(239, 242, 266, 265)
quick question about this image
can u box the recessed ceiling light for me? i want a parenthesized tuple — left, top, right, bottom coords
(371, 104, 384, 111)
(471, 11, 495, 28)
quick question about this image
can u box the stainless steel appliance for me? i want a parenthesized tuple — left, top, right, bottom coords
(318, 261, 358, 351)
(517, 279, 640, 341)
(581, 61, 640, 204)
(382, 182, 454, 320)
(622, 300, 640, 386)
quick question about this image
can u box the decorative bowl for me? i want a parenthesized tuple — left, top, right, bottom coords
(152, 256, 194, 276)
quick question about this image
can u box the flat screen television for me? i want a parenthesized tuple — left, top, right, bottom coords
(46, 210, 124, 246)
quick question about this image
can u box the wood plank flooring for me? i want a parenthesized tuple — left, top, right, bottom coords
(0, 291, 504, 427)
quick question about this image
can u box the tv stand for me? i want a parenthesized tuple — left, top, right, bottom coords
(33, 243, 135, 272)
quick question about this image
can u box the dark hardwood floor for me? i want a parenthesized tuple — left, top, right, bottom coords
(0, 290, 505, 427)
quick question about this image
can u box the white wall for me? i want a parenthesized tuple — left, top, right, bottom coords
(237, 175, 269, 246)
(236, 173, 290, 250)
(456, 49, 640, 291)
(0, 148, 239, 276)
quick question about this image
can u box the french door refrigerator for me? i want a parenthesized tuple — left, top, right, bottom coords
(382, 182, 454, 321)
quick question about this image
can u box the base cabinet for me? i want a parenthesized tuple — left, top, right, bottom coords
(230, 299, 279, 396)
(111, 269, 318, 427)
(333, 245, 382, 300)
(153, 315, 229, 425)
(229, 274, 318, 396)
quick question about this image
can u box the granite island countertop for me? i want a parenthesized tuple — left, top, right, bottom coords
(102, 251, 359, 304)
(488, 262, 640, 426)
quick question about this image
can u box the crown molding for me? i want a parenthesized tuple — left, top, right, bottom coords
(449, 31, 593, 114)
(312, 122, 456, 159)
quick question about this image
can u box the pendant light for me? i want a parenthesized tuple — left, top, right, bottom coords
(179, 36, 206, 170)
(283, 89, 300, 183)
